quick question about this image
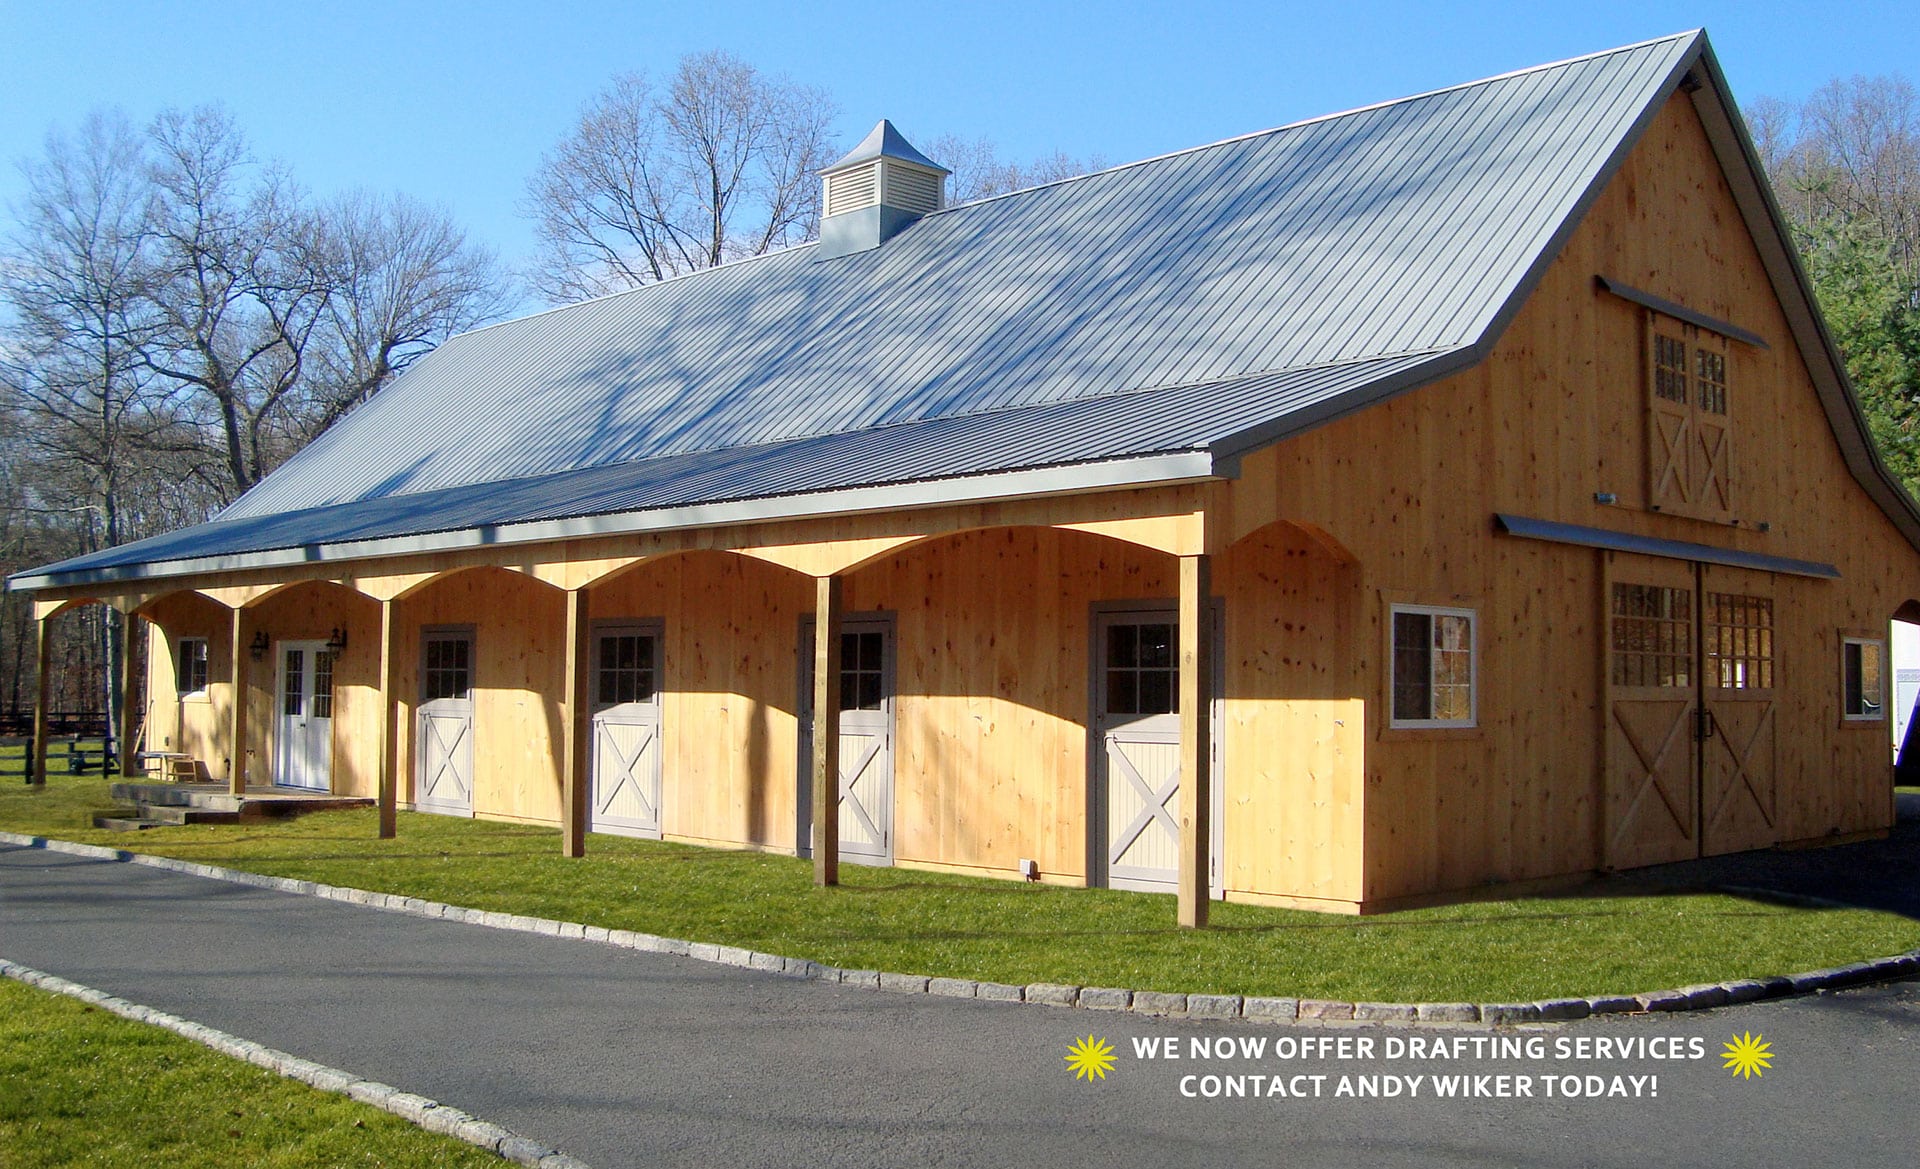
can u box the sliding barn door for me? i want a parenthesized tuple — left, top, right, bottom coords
(1603, 554, 1700, 869)
(1699, 566, 1777, 855)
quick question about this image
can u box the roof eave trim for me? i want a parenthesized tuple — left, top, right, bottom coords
(6, 451, 1223, 592)
(1494, 513, 1839, 579)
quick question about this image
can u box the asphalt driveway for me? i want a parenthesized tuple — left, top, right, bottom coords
(4, 838, 1919, 1168)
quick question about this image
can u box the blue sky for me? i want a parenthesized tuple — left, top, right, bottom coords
(4, 1, 1916, 301)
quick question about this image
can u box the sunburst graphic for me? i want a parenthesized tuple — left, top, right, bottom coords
(1722, 1031, 1774, 1080)
(1065, 1035, 1117, 1082)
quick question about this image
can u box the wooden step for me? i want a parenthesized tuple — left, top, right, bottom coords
(93, 813, 161, 831)
(143, 805, 240, 826)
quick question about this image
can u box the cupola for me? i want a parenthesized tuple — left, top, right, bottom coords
(816, 120, 949, 260)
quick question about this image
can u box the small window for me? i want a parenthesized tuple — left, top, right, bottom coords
(1843, 637, 1886, 721)
(595, 632, 656, 707)
(1390, 605, 1476, 728)
(177, 638, 209, 696)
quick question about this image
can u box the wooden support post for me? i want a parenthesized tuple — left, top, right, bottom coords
(228, 609, 249, 796)
(30, 614, 52, 786)
(377, 599, 400, 839)
(561, 588, 590, 858)
(116, 609, 139, 778)
(811, 575, 843, 887)
(1177, 553, 1213, 929)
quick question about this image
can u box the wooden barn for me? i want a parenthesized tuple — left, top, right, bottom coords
(14, 30, 1920, 921)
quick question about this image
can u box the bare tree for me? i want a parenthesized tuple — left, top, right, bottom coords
(299, 190, 514, 438)
(924, 134, 1106, 204)
(0, 112, 199, 741)
(1766, 76, 1920, 285)
(143, 106, 332, 497)
(523, 50, 836, 302)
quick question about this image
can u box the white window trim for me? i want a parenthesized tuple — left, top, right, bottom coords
(1841, 635, 1887, 722)
(177, 637, 210, 699)
(1388, 603, 1478, 730)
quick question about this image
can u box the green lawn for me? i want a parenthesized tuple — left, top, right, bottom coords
(4, 746, 1917, 1003)
(0, 978, 500, 1168)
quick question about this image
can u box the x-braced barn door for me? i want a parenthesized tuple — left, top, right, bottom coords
(1698, 566, 1778, 855)
(1603, 554, 1777, 868)
(1091, 606, 1224, 895)
(797, 615, 896, 865)
(416, 628, 475, 816)
(589, 621, 664, 839)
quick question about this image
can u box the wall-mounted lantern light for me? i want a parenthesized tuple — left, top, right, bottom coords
(325, 627, 349, 654)
(249, 631, 269, 661)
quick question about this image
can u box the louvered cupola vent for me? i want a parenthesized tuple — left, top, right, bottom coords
(816, 120, 950, 261)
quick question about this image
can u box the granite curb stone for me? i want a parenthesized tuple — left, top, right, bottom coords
(8, 830, 1917, 1029)
(0, 955, 589, 1166)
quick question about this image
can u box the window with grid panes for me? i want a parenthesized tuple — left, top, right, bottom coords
(1610, 584, 1692, 688)
(839, 630, 885, 711)
(313, 651, 334, 718)
(596, 633, 655, 706)
(1705, 594, 1773, 690)
(1390, 605, 1475, 727)
(1104, 622, 1177, 717)
(423, 637, 471, 702)
(283, 649, 305, 716)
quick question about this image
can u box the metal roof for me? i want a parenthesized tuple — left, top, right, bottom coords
(17, 32, 1718, 587)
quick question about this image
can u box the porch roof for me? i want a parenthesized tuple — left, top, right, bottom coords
(9, 351, 1446, 586)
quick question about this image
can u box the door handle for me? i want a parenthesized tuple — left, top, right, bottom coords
(1695, 708, 1717, 741)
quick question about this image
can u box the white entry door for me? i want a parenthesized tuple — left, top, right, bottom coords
(798, 616, 896, 865)
(416, 629, 475, 816)
(590, 622, 664, 838)
(275, 640, 334, 791)
(1093, 608, 1224, 895)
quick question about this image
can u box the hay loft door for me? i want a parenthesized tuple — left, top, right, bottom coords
(416, 628, 475, 816)
(274, 640, 333, 791)
(589, 621, 665, 839)
(1603, 554, 1778, 868)
(797, 614, 897, 866)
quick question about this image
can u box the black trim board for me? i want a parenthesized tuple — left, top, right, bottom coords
(1494, 513, 1839, 579)
(1594, 276, 1770, 348)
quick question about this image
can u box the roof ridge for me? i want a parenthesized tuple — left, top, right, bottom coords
(454, 31, 1702, 341)
(931, 31, 1704, 215)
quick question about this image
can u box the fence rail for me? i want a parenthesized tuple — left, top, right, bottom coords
(0, 712, 109, 738)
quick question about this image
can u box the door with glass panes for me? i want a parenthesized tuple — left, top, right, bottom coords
(1603, 553, 1777, 868)
(589, 621, 665, 838)
(416, 628, 475, 816)
(797, 615, 895, 865)
(1091, 606, 1224, 894)
(275, 641, 333, 791)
